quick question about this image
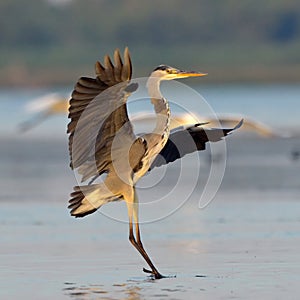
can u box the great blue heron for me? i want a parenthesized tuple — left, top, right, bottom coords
(67, 48, 242, 279)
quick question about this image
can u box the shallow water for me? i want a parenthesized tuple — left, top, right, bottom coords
(1, 195, 300, 299)
(1, 135, 300, 299)
(1, 85, 300, 299)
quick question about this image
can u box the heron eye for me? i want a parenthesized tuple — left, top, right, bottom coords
(166, 69, 171, 73)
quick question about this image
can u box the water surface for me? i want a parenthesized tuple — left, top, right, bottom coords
(1, 85, 300, 299)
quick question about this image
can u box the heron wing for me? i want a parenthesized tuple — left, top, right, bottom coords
(150, 119, 243, 169)
(67, 48, 137, 180)
(205, 114, 276, 137)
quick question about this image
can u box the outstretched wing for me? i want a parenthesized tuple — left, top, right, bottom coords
(150, 119, 243, 169)
(204, 114, 277, 137)
(67, 48, 137, 181)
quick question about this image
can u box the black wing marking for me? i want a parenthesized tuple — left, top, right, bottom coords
(150, 119, 243, 169)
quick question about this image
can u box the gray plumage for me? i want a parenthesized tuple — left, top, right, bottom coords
(67, 48, 242, 279)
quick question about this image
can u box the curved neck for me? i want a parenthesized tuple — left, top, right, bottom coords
(147, 76, 170, 135)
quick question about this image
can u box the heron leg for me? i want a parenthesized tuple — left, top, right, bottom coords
(126, 192, 164, 279)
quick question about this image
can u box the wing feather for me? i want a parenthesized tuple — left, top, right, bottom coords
(68, 48, 137, 183)
(113, 49, 123, 81)
(121, 47, 132, 81)
(150, 120, 243, 169)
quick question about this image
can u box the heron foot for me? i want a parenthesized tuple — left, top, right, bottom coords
(143, 268, 165, 279)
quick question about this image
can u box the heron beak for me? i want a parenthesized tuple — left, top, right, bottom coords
(176, 70, 207, 78)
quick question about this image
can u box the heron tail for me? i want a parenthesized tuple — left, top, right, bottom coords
(68, 183, 122, 218)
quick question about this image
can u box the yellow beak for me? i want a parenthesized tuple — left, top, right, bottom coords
(176, 71, 207, 78)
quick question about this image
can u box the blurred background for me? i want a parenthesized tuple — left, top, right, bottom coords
(1, 1, 300, 299)
(1, 0, 300, 85)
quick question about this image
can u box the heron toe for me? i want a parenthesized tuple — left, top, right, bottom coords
(143, 268, 164, 279)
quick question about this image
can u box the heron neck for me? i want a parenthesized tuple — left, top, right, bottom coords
(147, 77, 170, 136)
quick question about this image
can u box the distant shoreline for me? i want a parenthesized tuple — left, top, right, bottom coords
(1, 65, 300, 87)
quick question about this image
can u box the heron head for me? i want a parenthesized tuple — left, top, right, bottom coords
(151, 65, 207, 80)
